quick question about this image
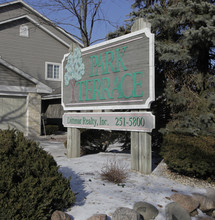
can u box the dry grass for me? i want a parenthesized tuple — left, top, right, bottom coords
(100, 159, 128, 184)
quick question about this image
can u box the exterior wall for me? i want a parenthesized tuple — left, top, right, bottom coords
(0, 3, 78, 48)
(0, 95, 27, 133)
(0, 94, 42, 137)
(0, 3, 24, 21)
(0, 2, 82, 136)
(0, 64, 35, 87)
(0, 18, 68, 89)
(27, 93, 41, 136)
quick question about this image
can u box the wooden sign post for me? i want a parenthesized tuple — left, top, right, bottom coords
(62, 18, 155, 173)
(131, 19, 154, 174)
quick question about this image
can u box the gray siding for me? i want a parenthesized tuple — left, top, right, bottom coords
(0, 3, 77, 49)
(0, 96, 26, 133)
(0, 3, 24, 21)
(0, 18, 68, 89)
(0, 2, 81, 91)
(0, 64, 35, 87)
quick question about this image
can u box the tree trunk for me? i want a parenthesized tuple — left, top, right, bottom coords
(70, 79, 76, 102)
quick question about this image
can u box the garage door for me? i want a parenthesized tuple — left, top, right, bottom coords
(0, 96, 27, 133)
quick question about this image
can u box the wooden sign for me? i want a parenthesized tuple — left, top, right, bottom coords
(62, 29, 155, 110)
(63, 112, 155, 132)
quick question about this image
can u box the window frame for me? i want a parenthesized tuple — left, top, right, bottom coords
(45, 62, 61, 81)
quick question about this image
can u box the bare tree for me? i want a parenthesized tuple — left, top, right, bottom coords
(26, 0, 106, 47)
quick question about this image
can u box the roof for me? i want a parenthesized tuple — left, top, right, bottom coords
(0, 57, 52, 94)
(42, 87, 61, 100)
(0, 0, 84, 48)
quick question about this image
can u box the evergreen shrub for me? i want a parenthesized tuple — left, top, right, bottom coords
(161, 133, 215, 181)
(0, 129, 75, 220)
(64, 129, 123, 155)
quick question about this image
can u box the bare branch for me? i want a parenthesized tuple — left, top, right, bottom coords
(89, 0, 102, 43)
(24, 0, 114, 47)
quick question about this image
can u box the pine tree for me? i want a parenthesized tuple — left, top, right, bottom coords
(132, 0, 215, 75)
(108, 0, 215, 136)
(127, 1, 215, 179)
(136, 0, 215, 136)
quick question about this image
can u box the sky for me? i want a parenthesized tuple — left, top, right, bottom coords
(23, 0, 134, 45)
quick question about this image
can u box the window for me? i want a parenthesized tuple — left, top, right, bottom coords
(19, 25, 29, 37)
(45, 62, 61, 81)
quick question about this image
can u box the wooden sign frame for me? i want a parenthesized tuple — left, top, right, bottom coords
(61, 28, 155, 110)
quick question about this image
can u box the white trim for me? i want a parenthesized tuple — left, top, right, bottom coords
(61, 28, 155, 111)
(61, 53, 69, 110)
(81, 29, 151, 53)
(63, 112, 155, 132)
(0, 57, 52, 94)
(82, 36, 143, 56)
(42, 94, 61, 100)
(0, 85, 37, 93)
(0, 0, 83, 47)
(145, 29, 155, 108)
(26, 93, 29, 136)
(0, 92, 28, 97)
(45, 61, 61, 81)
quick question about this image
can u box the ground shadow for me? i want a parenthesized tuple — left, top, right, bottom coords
(152, 150, 163, 171)
(59, 166, 89, 219)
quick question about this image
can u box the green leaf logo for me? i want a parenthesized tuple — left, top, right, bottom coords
(64, 48, 85, 102)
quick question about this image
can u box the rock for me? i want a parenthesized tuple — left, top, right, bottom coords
(192, 193, 215, 212)
(112, 207, 141, 220)
(205, 210, 215, 218)
(212, 210, 215, 218)
(51, 210, 72, 220)
(196, 216, 215, 220)
(170, 193, 199, 213)
(205, 188, 215, 201)
(133, 201, 159, 220)
(88, 214, 107, 220)
(190, 209, 198, 217)
(165, 202, 191, 220)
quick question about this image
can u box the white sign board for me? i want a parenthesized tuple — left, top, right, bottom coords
(63, 112, 155, 132)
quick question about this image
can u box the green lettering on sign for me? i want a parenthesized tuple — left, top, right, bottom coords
(133, 71, 144, 98)
(102, 77, 113, 100)
(105, 50, 116, 74)
(120, 73, 133, 99)
(90, 55, 98, 77)
(116, 46, 128, 72)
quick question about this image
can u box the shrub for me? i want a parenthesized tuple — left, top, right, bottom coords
(45, 125, 59, 135)
(100, 158, 128, 184)
(64, 129, 114, 155)
(160, 133, 215, 181)
(64, 129, 131, 155)
(0, 129, 75, 220)
(81, 129, 112, 154)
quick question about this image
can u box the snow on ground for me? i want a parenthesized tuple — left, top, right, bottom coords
(39, 138, 209, 220)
